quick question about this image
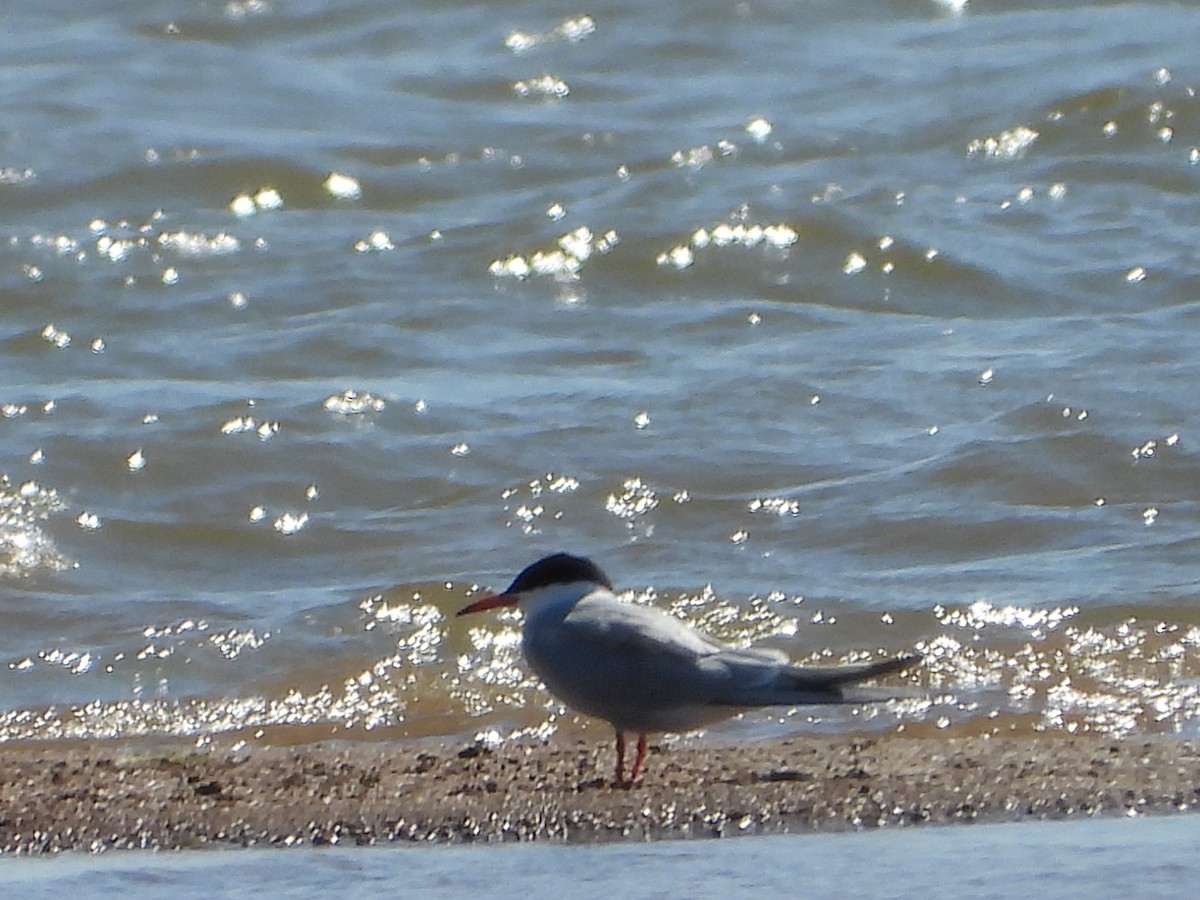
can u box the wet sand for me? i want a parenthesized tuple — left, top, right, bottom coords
(2, 732, 1198, 853)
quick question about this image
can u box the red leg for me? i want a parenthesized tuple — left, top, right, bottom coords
(629, 733, 648, 782)
(614, 729, 626, 784)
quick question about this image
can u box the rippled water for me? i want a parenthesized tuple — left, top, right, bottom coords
(4, 1, 1200, 752)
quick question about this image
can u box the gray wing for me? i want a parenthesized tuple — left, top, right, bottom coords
(524, 596, 796, 715)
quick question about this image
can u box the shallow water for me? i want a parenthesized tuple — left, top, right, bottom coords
(4, 1, 1200, 751)
(2, 815, 1199, 899)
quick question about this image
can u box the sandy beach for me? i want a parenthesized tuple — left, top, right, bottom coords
(2, 731, 1198, 854)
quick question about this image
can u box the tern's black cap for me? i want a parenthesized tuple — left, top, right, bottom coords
(505, 553, 614, 594)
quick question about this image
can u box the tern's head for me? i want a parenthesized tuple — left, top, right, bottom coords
(457, 553, 613, 616)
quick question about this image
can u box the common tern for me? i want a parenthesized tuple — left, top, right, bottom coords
(458, 553, 921, 784)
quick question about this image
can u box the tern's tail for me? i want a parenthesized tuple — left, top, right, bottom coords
(710, 652, 922, 708)
(788, 653, 921, 688)
(775, 653, 922, 705)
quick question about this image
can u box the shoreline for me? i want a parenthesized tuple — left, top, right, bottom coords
(2, 731, 1198, 854)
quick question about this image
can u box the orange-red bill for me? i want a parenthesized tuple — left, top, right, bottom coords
(456, 592, 518, 616)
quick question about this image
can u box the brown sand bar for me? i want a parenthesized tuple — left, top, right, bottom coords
(2, 732, 1199, 853)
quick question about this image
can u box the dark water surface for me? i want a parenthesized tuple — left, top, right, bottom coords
(3, 1, 1200, 758)
(3, 815, 1199, 898)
